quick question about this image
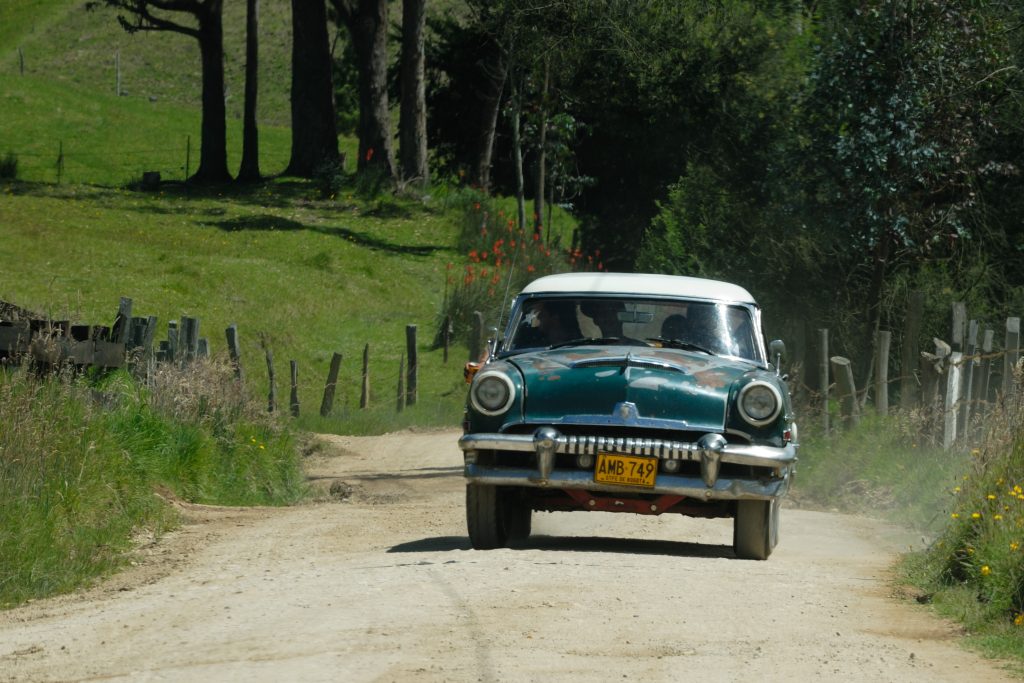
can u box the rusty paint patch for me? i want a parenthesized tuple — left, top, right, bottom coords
(693, 369, 731, 389)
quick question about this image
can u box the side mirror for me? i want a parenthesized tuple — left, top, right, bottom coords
(769, 339, 786, 375)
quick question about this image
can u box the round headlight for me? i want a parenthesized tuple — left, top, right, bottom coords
(470, 371, 516, 415)
(738, 381, 782, 426)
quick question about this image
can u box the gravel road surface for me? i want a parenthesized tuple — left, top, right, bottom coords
(0, 430, 1016, 682)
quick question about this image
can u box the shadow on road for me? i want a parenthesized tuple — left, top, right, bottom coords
(388, 534, 735, 559)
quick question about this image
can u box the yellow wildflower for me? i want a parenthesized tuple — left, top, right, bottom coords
(951, 513, 960, 519)
(953, 486, 961, 493)
(981, 566, 991, 576)
(988, 494, 997, 501)
(971, 448, 981, 457)
(972, 512, 982, 520)
(1016, 614, 1024, 627)
(995, 515, 1004, 521)
(1011, 542, 1019, 552)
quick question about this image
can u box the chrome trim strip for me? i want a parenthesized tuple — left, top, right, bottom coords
(464, 464, 791, 501)
(458, 432, 797, 467)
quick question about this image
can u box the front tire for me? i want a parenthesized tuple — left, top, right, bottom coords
(466, 484, 508, 549)
(503, 489, 532, 543)
(733, 499, 779, 560)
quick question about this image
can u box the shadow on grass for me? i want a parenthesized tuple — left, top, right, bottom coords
(388, 534, 736, 559)
(207, 213, 449, 256)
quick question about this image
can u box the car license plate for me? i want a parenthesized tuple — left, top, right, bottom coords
(594, 453, 657, 488)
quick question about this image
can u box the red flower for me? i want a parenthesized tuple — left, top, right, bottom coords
(365, 147, 374, 162)
(527, 264, 535, 272)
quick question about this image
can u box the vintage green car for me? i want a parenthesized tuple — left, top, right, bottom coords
(459, 272, 798, 560)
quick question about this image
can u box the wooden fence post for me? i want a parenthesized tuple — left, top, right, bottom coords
(944, 352, 963, 449)
(113, 296, 132, 345)
(960, 320, 978, 435)
(225, 324, 243, 381)
(289, 360, 300, 417)
(396, 353, 405, 413)
(180, 316, 199, 364)
(320, 352, 343, 417)
(952, 302, 967, 353)
(1004, 317, 1021, 400)
(819, 328, 829, 436)
(265, 346, 276, 413)
(167, 321, 178, 363)
(874, 330, 891, 416)
(830, 356, 859, 430)
(900, 290, 924, 410)
(406, 324, 418, 407)
(977, 328, 995, 419)
(360, 343, 370, 408)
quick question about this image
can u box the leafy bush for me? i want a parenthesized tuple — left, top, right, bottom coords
(439, 194, 601, 348)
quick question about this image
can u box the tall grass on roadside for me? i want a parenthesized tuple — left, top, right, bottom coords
(903, 363, 1024, 657)
(792, 408, 966, 530)
(0, 361, 305, 608)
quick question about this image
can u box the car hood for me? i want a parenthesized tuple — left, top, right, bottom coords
(508, 346, 757, 431)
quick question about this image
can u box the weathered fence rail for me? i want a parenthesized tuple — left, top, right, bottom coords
(0, 296, 454, 422)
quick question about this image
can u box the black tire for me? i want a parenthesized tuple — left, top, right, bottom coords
(733, 499, 779, 560)
(502, 488, 532, 543)
(466, 484, 508, 550)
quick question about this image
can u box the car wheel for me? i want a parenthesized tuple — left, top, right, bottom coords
(502, 488, 532, 543)
(466, 483, 508, 549)
(733, 499, 779, 560)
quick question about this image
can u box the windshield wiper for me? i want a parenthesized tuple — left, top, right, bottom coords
(645, 337, 714, 355)
(548, 336, 647, 350)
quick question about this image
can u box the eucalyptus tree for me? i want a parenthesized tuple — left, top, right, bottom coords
(88, 0, 232, 183)
(331, 0, 395, 180)
(285, 0, 340, 177)
(399, 0, 429, 186)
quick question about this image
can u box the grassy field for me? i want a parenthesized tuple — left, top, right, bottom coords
(1, 177, 482, 432)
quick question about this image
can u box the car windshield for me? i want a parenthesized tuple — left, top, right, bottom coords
(504, 296, 762, 362)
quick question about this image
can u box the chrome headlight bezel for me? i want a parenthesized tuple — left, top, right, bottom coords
(470, 370, 516, 416)
(737, 380, 782, 427)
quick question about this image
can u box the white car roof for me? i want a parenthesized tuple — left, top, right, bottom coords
(520, 272, 757, 305)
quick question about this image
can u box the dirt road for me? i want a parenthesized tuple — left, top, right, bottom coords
(0, 430, 1016, 682)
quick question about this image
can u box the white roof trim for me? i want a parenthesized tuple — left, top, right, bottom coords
(519, 272, 757, 304)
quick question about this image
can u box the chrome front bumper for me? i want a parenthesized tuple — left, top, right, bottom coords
(459, 427, 797, 501)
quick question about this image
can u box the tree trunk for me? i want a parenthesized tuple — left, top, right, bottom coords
(532, 57, 549, 236)
(237, 0, 261, 181)
(859, 230, 892, 402)
(335, 0, 394, 180)
(510, 75, 526, 231)
(286, 0, 340, 178)
(399, 0, 427, 186)
(474, 39, 507, 193)
(193, 0, 231, 183)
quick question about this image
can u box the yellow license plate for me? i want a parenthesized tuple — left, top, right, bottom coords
(594, 453, 658, 488)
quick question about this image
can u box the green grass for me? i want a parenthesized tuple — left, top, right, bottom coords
(1, 178, 476, 430)
(0, 0, 294, 127)
(0, 365, 306, 607)
(0, 72, 293, 184)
